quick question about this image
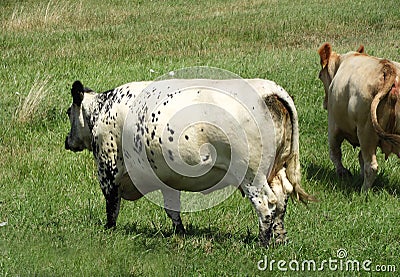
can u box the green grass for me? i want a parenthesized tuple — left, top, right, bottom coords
(1, 0, 399, 275)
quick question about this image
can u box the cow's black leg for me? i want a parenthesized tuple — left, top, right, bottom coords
(162, 189, 185, 234)
(164, 208, 185, 234)
(103, 185, 121, 229)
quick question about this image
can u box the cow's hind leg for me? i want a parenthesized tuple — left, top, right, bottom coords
(162, 189, 185, 234)
(359, 143, 378, 192)
(243, 179, 277, 247)
(329, 128, 352, 178)
(358, 150, 365, 178)
(164, 208, 185, 234)
(270, 170, 292, 244)
(357, 127, 379, 192)
(272, 196, 288, 244)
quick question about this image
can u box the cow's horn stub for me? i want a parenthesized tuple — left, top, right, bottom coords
(357, 45, 365, 54)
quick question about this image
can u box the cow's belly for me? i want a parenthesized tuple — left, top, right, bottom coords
(161, 166, 234, 192)
(118, 173, 146, 200)
(123, 166, 236, 196)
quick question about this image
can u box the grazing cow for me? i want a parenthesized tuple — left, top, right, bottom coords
(318, 43, 400, 192)
(65, 78, 315, 247)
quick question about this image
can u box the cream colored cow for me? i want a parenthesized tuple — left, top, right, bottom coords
(318, 43, 400, 192)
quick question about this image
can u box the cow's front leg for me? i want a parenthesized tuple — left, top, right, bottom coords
(162, 189, 185, 234)
(98, 163, 121, 228)
(103, 184, 121, 229)
(242, 180, 277, 247)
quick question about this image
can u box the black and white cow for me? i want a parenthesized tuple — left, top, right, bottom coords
(65, 78, 315, 247)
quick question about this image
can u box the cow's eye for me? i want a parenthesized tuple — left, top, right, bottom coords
(66, 107, 71, 117)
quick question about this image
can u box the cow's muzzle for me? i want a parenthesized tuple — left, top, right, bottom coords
(65, 136, 83, 152)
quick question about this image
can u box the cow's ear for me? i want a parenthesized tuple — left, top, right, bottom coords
(357, 45, 365, 54)
(318, 43, 332, 69)
(71, 80, 84, 106)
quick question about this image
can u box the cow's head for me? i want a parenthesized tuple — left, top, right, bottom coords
(318, 43, 365, 109)
(65, 80, 95, 152)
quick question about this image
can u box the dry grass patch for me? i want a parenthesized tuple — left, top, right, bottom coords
(4, 0, 83, 31)
(14, 75, 51, 123)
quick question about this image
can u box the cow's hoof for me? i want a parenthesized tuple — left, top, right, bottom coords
(259, 236, 271, 248)
(360, 185, 371, 194)
(337, 168, 352, 178)
(104, 222, 116, 229)
(274, 236, 288, 245)
(259, 241, 270, 248)
(173, 224, 186, 235)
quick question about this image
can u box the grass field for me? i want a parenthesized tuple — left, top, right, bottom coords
(1, 0, 399, 275)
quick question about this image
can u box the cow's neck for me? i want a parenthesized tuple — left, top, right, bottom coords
(83, 89, 115, 133)
(81, 92, 102, 133)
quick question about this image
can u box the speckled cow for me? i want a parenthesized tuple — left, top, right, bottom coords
(65, 78, 315, 247)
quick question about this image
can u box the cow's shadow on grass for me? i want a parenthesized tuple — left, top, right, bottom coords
(121, 221, 258, 244)
(305, 163, 399, 198)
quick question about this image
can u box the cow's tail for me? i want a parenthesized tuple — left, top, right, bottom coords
(287, 153, 318, 203)
(370, 60, 400, 147)
(274, 89, 318, 204)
